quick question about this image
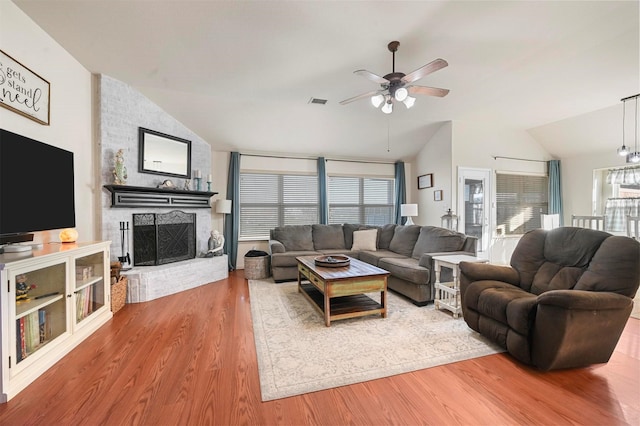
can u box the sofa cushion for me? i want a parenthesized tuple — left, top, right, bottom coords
(271, 225, 314, 251)
(575, 235, 640, 297)
(388, 225, 421, 257)
(271, 250, 320, 267)
(411, 226, 466, 259)
(317, 249, 360, 259)
(312, 224, 346, 250)
(351, 229, 378, 251)
(359, 249, 404, 267)
(465, 280, 536, 335)
(378, 257, 428, 285)
(378, 224, 397, 249)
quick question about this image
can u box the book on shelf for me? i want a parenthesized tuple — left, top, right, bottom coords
(16, 308, 52, 363)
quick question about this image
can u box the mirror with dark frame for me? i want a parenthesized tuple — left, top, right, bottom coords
(138, 127, 192, 178)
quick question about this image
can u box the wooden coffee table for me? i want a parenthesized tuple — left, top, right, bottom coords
(296, 255, 390, 327)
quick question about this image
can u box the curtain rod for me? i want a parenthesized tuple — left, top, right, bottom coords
(493, 155, 547, 163)
(241, 153, 396, 165)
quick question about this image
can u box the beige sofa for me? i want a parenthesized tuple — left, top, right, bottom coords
(268, 223, 477, 306)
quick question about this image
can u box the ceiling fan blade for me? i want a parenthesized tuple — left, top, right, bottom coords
(408, 85, 450, 98)
(339, 90, 382, 105)
(354, 69, 388, 84)
(401, 58, 448, 84)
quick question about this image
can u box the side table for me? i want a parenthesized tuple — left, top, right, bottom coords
(433, 254, 488, 318)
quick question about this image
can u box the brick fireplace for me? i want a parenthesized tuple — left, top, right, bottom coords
(98, 74, 228, 303)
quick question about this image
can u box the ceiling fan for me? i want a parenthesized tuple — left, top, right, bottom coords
(340, 41, 449, 114)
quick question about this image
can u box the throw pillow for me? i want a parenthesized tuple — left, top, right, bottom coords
(351, 229, 378, 251)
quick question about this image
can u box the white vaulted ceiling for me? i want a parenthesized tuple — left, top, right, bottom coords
(13, 0, 640, 161)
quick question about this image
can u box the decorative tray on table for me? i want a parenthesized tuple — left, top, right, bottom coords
(314, 255, 350, 268)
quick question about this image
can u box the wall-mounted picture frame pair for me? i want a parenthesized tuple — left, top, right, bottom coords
(417, 173, 433, 189)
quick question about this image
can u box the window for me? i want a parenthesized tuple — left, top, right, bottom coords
(600, 166, 640, 232)
(239, 172, 318, 239)
(328, 176, 395, 225)
(496, 173, 548, 235)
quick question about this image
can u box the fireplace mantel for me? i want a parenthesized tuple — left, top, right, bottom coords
(104, 185, 218, 208)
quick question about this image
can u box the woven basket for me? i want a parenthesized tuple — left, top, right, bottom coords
(244, 255, 270, 280)
(111, 276, 127, 314)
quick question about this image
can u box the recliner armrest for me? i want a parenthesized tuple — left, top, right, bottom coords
(458, 262, 520, 286)
(532, 289, 634, 370)
(268, 239, 285, 255)
(536, 289, 633, 311)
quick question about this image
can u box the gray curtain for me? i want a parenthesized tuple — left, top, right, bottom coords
(318, 157, 328, 224)
(548, 160, 563, 225)
(394, 161, 406, 225)
(225, 152, 240, 270)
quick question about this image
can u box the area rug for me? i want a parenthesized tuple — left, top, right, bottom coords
(248, 279, 504, 401)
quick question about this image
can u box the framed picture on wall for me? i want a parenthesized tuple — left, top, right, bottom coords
(434, 190, 443, 201)
(418, 174, 433, 189)
(0, 49, 50, 125)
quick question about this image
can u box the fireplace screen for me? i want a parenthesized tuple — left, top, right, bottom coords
(133, 211, 196, 266)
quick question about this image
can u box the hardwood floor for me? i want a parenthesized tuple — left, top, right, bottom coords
(0, 270, 638, 425)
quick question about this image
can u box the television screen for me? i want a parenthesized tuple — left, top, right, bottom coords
(0, 129, 75, 241)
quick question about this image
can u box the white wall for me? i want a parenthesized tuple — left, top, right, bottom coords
(561, 149, 629, 224)
(1, 2, 95, 243)
(413, 122, 453, 226)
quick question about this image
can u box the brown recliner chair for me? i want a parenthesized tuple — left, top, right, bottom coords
(459, 227, 640, 371)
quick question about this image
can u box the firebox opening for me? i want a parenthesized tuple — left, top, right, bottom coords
(133, 210, 196, 266)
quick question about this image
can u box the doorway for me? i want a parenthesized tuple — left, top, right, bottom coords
(457, 167, 491, 253)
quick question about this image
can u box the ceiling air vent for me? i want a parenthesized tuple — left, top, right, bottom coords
(308, 97, 328, 105)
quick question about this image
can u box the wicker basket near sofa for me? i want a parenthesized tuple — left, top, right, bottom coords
(244, 251, 271, 280)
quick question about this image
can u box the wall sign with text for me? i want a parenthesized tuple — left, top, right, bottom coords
(0, 50, 50, 125)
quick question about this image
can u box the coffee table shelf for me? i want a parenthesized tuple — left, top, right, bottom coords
(299, 283, 384, 322)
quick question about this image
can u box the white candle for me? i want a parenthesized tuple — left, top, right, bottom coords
(207, 174, 212, 183)
(194, 170, 201, 178)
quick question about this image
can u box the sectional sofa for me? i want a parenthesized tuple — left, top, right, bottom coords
(268, 223, 478, 305)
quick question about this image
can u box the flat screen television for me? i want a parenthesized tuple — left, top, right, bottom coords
(0, 128, 76, 246)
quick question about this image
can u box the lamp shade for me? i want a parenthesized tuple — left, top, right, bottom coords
(394, 87, 408, 102)
(371, 94, 384, 108)
(215, 199, 232, 214)
(403, 96, 416, 109)
(400, 203, 418, 217)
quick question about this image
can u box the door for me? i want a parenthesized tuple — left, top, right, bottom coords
(457, 168, 491, 253)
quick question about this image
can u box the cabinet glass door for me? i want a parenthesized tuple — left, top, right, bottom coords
(74, 251, 106, 325)
(13, 261, 67, 366)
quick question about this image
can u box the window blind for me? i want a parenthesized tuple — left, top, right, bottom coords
(496, 173, 548, 235)
(239, 173, 318, 239)
(328, 176, 394, 226)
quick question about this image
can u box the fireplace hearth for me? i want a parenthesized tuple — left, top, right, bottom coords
(133, 210, 196, 266)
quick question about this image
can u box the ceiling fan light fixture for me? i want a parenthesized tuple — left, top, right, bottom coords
(381, 101, 393, 114)
(403, 96, 416, 109)
(371, 94, 384, 108)
(394, 87, 408, 102)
